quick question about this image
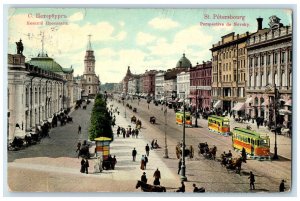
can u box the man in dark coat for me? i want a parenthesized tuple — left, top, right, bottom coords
(84, 159, 89, 174)
(248, 171, 255, 190)
(132, 148, 137, 161)
(78, 125, 81, 134)
(241, 147, 247, 162)
(144, 155, 148, 170)
(80, 158, 85, 173)
(153, 168, 161, 185)
(279, 180, 286, 192)
(141, 172, 147, 183)
(111, 155, 117, 170)
(145, 144, 150, 156)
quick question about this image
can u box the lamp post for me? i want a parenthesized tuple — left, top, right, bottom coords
(195, 87, 198, 127)
(272, 84, 279, 160)
(180, 92, 187, 181)
(163, 91, 169, 158)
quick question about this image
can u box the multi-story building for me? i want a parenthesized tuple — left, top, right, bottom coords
(189, 61, 212, 111)
(128, 75, 140, 95)
(8, 50, 72, 141)
(246, 16, 292, 127)
(210, 31, 250, 113)
(122, 66, 133, 95)
(177, 71, 190, 103)
(143, 70, 157, 97)
(154, 71, 165, 101)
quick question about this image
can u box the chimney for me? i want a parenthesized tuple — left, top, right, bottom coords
(257, 17, 263, 31)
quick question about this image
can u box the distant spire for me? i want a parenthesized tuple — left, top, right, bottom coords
(87, 34, 92, 50)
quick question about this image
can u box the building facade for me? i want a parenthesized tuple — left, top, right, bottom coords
(8, 53, 68, 141)
(177, 71, 190, 102)
(143, 70, 157, 97)
(155, 71, 165, 101)
(246, 16, 292, 127)
(210, 31, 250, 113)
(189, 61, 212, 111)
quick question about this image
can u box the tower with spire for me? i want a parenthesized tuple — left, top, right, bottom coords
(82, 35, 100, 98)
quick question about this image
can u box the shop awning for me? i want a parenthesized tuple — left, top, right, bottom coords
(213, 100, 222, 109)
(232, 102, 245, 111)
(279, 109, 292, 115)
(284, 99, 292, 106)
(245, 97, 253, 104)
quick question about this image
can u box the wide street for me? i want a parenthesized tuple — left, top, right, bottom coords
(7, 98, 292, 193)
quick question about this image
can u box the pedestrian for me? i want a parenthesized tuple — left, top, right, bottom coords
(111, 155, 117, 170)
(153, 168, 161, 185)
(122, 128, 126, 138)
(241, 147, 247, 162)
(145, 144, 150, 156)
(80, 158, 85, 173)
(178, 160, 182, 174)
(117, 126, 120, 137)
(117, 111, 120, 115)
(193, 183, 199, 192)
(135, 128, 139, 138)
(78, 125, 81, 134)
(144, 155, 148, 170)
(84, 158, 89, 174)
(132, 129, 135, 138)
(132, 148, 137, 161)
(76, 142, 81, 153)
(177, 181, 185, 192)
(248, 171, 255, 190)
(151, 139, 155, 149)
(140, 155, 145, 170)
(279, 180, 286, 192)
(141, 172, 147, 183)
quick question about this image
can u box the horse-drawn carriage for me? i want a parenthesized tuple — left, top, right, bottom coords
(198, 143, 217, 160)
(220, 154, 243, 174)
(176, 143, 194, 159)
(136, 119, 142, 129)
(133, 107, 137, 112)
(136, 180, 166, 192)
(150, 116, 156, 124)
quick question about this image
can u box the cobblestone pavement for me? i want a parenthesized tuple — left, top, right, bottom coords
(7, 98, 292, 193)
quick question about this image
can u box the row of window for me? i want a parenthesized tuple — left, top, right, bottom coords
(249, 72, 292, 87)
(212, 48, 246, 62)
(250, 50, 292, 67)
(191, 79, 212, 86)
(190, 69, 212, 78)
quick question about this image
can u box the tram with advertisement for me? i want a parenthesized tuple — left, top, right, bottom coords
(232, 127, 270, 160)
(176, 111, 192, 127)
(207, 115, 230, 136)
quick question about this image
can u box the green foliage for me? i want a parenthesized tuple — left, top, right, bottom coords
(88, 94, 113, 141)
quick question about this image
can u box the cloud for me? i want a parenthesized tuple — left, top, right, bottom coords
(69, 12, 84, 22)
(148, 25, 213, 57)
(136, 32, 156, 45)
(8, 13, 127, 60)
(148, 17, 179, 30)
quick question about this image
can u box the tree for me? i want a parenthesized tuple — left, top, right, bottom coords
(88, 94, 113, 140)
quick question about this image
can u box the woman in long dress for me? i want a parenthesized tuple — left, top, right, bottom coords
(140, 155, 145, 170)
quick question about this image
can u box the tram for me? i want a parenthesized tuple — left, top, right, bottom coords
(176, 111, 192, 127)
(232, 127, 270, 160)
(207, 115, 230, 136)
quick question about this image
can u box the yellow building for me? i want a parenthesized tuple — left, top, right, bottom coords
(210, 32, 250, 114)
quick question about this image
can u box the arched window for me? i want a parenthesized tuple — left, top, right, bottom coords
(255, 97, 259, 106)
(255, 74, 259, 87)
(289, 72, 292, 87)
(274, 73, 278, 86)
(260, 97, 264, 106)
(89, 77, 91, 82)
(282, 72, 286, 87)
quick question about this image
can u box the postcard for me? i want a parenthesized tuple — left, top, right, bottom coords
(6, 7, 293, 194)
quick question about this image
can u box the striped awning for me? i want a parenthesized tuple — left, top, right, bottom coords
(245, 97, 253, 104)
(213, 100, 222, 109)
(232, 102, 245, 111)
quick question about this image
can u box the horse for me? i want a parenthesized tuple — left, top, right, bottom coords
(135, 180, 166, 192)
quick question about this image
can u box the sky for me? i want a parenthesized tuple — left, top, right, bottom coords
(7, 8, 292, 84)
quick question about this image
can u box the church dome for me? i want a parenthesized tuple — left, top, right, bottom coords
(176, 53, 192, 68)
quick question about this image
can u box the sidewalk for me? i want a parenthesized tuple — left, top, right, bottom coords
(92, 103, 179, 191)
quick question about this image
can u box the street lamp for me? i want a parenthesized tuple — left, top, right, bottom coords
(272, 85, 279, 160)
(180, 92, 187, 181)
(195, 87, 198, 127)
(163, 91, 169, 158)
